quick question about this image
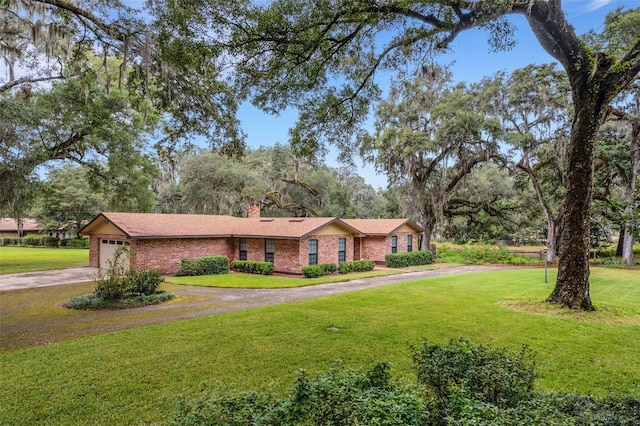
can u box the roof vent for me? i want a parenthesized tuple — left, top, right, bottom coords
(289, 219, 304, 222)
(260, 219, 274, 222)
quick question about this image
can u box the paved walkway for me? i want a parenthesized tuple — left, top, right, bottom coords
(0, 266, 100, 291)
(0, 265, 507, 293)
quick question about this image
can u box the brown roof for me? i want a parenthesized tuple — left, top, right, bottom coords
(80, 212, 363, 240)
(81, 212, 237, 239)
(342, 218, 423, 235)
(0, 218, 41, 232)
(233, 217, 361, 239)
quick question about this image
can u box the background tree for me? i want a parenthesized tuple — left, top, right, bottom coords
(594, 108, 639, 265)
(483, 64, 571, 261)
(32, 165, 108, 237)
(179, 151, 256, 215)
(363, 69, 501, 248)
(444, 164, 520, 244)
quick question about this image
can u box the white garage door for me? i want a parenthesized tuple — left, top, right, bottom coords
(100, 240, 130, 272)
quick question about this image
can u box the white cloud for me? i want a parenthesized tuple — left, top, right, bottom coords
(583, 0, 616, 12)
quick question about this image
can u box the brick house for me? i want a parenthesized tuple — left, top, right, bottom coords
(80, 212, 423, 274)
(343, 219, 423, 263)
(0, 218, 41, 238)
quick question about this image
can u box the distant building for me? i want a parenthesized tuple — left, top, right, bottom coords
(0, 218, 41, 238)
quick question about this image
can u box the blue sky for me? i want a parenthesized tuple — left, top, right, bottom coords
(237, 0, 640, 189)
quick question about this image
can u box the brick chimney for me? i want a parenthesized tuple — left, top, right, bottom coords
(248, 204, 261, 218)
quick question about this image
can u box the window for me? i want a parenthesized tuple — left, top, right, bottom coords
(407, 235, 413, 252)
(309, 239, 318, 265)
(391, 235, 397, 253)
(265, 239, 275, 263)
(338, 238, 346, 263)
(239, 238, 247, 260)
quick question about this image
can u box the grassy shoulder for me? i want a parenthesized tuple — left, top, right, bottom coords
(0, 246, 89, 274)
(165, 268, 404, 288)
(0, 268, 638, 425)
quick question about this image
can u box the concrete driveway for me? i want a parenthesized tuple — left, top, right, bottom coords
(0, 266, 100, 291)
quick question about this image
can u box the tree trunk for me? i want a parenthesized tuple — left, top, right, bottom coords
(420, 208, 436, 250)
(622, 121, 639, 265)
(547, 93, 602, 311)
(616, 228, 625, 257)
(546, 219, 559, 263)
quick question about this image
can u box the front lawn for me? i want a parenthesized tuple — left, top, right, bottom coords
(0, 246, 89, 274)
(166, 269, 402, 288)
(0, 268, 638, 424)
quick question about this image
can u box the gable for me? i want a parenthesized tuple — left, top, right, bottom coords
(82, 219, 127, 237)
(310, 221, 358, 236)
(395, 224, 418, 234)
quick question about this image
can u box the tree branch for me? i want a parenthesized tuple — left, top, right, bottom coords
(0, 75, 64, 93)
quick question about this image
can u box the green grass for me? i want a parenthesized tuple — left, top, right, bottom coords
(1, 268, 639, 425)
(166, 269, 402, 288)
(0, 246, 89, 274)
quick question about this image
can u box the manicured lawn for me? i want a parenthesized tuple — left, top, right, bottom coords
(166, 269, 403, 288)
(0, 246, 89, 274)
(1, 268, 639, 425)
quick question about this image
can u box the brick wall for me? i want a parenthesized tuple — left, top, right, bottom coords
(89, 232, 398, 275)
(301, 234, 354, 268)
(276, 239, 301, 274)
(132, 238, 234, 274)
(360, 232, 419, 264)
(361, 236, 389, 263)
(241, 235, 356, 274)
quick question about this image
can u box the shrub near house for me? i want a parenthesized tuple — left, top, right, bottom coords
(175, 256, 229, 276)
(385, 251, 433, 268)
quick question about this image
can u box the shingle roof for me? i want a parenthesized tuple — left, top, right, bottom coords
(81, 212, 364, 239)
(233, 217, 357, 239)
(81, 212, 237, 238)
(342, 218, 423, 235)
(0, 218, 41, 232)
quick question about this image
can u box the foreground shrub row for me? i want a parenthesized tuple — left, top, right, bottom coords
(171, 338, 640, 426)
(2, 236, 89, 248)
(301, 263, 338, 278)
(231, 260, 274, 275)
(385, 250, 433, 268)
(175, 256, 229, 276)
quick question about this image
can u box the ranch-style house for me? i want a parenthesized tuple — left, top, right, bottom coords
(80, 210, 423, 275)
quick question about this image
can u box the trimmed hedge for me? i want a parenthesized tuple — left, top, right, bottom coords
(385, 250, 433, 268)
(62, 238, 89, 249)
(22, 235, 42, 246)
(2, 238, 21, 246)
(338, 259, 375, 274)
(43, 236, 59, 247)
(175, 255, 229, 276)
(301, 262, 338, 278)
(302, 265, 323, 278)
(232, 260, 274, 275)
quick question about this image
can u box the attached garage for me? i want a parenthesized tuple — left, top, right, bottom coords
(99, 239, 130, 271)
